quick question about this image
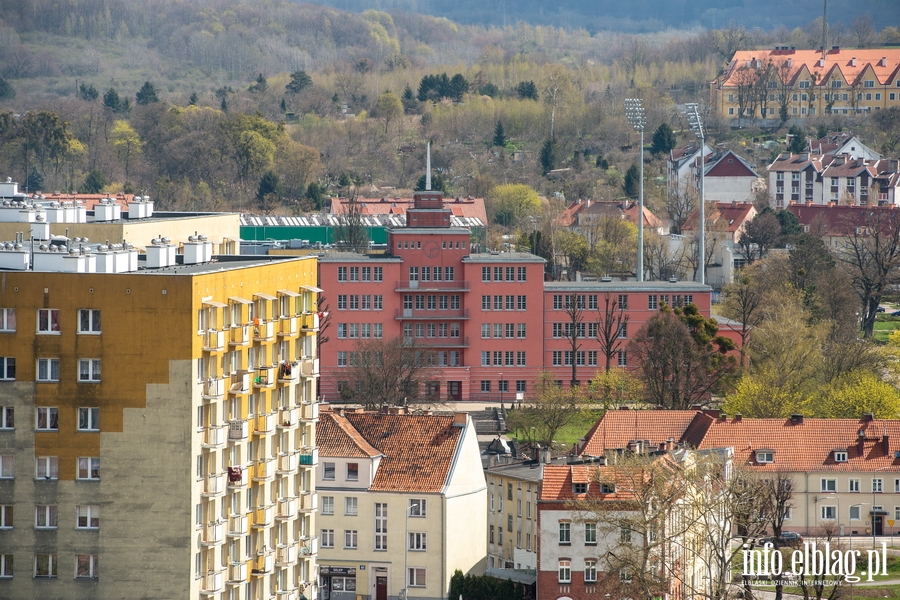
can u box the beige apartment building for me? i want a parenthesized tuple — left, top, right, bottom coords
(485, 461, 540, 571)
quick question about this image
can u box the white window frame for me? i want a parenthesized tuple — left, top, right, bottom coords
(78, 408, 100, 431)
(77, 457, 100, 481)
(35, 456, 58, 480)
(76, 505, 100, 529)
(0, 357, 14, 380)
(37, 309, 60, 334)
(756, 451, 774, 464)
(345, 497, 358, 516)
(78, 359, 101, 382)
(344, 529, 358, 549)
(558, 560, 571, 583)
(35, 504, 58, 529)
(0, 308, 15, 332)
(34, 553, 57, 578)
(409, 498, 426, 517)
(0, 455, 13, 478)
(409, 531, 426, 550)
(0, 505, 12, 529)
(77, 309, 101, 334)
(821, 478, 837, 492)
(821, 505, 837, 520)
(321, 529, 334, 548)
(834, 451, 847, 462)
(408, 567, 426, 587)
(37, 358, 60, 382)
(75, 554, 98, 579)
(874, 478, 883, 493)
(559, 521, 571, 544)
(321, 496, 334, 515)
(36, 407, 58, 431)
(585, 559, 597, 583)
(0, 406, 12, 429)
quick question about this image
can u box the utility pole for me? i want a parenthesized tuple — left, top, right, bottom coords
(624, 99, 646, 281)
(685, 103, 706, 285)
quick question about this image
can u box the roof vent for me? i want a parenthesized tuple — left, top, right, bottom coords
(601, 276, 612, 282)
(669, 277, 678, 283)
(863, 412, 874, 422)
(790, 414, 803, 424)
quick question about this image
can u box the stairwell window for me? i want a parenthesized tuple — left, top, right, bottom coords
(77, 309, 101, 334)
(37, 309, 60, 334)
(79, 359, 101, 382)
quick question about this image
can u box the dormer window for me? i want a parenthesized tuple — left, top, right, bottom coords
(572, 483, 588, 494)
(756, 450, 774, 464)
(600, 483, 616, 494)
(835, 451, 848, 463)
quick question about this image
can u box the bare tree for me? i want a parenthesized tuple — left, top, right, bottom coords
(506, 371, 580, 447)
(766, 473, 795, 600)
(333, 193, 369, 253)
(342, 336, 435, 408)
(562, 293, 585, 387)
(738, 212, 782, 264)
(797, 520, 843, 600)
(595, 292, 630, 372)
(669, 174, 698, 234)
(720, 273, 763, 367)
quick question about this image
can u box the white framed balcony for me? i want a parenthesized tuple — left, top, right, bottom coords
(300, 313, 318, 331)
(202, 425, 227, 449)
(227, 562, 248, 584)
(202, 377, 225, 399)
(253, 550, 274, 574)
(202, 521, 224, 545)
(300, 402, 319, 422)
(254, 505, 275, 528)
(299, 537, 318, 556)
(254, 366, 276, 389)
(229, 371, 251, 395)
(299, 358, 318, 377)
(230, 324, 251, 346)
(276, 497, 297, 519)
(253, 460, 275, 482)
(276, 590, 298, 600)
(202, 474, 225, 497)
(277, 362, 298, 382)
(276, 543, 298, 566)
(278, 407, 299, 429)
(277, 453, 297, 474)
(227, 465, 248, 488)
(201, 571, 224, 594)
(298, 492, 318, 513)
(204, 330, 225, 352)
(279, 316, 298, 337)
(298, 447, 318, 467)
(254, 412, 276, 434)
(228, 514, 248, 537)
(228, 420, 249, 441)
(253, 320, 275, 341)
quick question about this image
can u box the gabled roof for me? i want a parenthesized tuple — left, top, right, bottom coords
(787, 204, 900, 236)
(681, 202, 757, 234)
(768, 152, 826, 174)
(540, 464, 632, 502)
(704, 150, 759, 178)
(719, 49, 900, 88)
(318, 410, 466, 493)
(579, 409, 701, 457)
(555, 200, 665, 230)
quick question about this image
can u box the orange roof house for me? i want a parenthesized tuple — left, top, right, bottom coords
(329, 196, 488, 225)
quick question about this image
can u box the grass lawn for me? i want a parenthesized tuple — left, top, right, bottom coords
(874, 319, 900, 343)
(508, 409, 604, 449)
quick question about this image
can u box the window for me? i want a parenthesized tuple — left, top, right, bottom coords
(850, 479, 860, 492)
(517, 323, 526, 338)
(374, 267, 383, 281)
(76, 554, 98, 579)
(834, 451, 847, 462)
(34, 554, 57, 578)
(621, 572, 633, 583)
(323, 462, 335, 480)
(620, 527, 632, 543)
(648, 295, 657, 310)
(507, 513, 513, 531)
(482, 295, 490, 310)
(552, 351, 562, 366)
(0, 455, 13, 478)
(481, 380, 491, 392)
(409, 531, 427, 552)
(37, 358, 60, 382)
(617, 351, 627, 367)
(409, 498, 426, 517)
(553, 295, 563, 310)
(0, 357, 14, 380)
(0, 407, 12, 429)
(618, 323, 628, 338)
(482, 267, 491, 282)
(517, 351, 526, 366)
(76, 505, 100, 529)
(874, 478, 883, 493)
(35, 505, 58, 529)
(585, 522, 597, 544)
(345, 497, 358, 516)
(321, 529, 335, 548)
(0, 505, 11, 529)
(850, 506, 861, 520)
(558, 560, 571, 583)
(516, 380, 526, 392)
(0, 308, 15, 332)
(408, 568, 426, 587)
(77, 457, 100, 480)
(585, 559, 597, 583)
(756, 451, 774, 464)
(517, 267, 527, 281)
(344, 530, 358, 549)
(76, 407, 100, 432)
(36, 407, 58, 431)
(78, 309, 101, 333)
(409, 267, 419, 281)
(821, 505, 836, 520)
(37, 309, 60, 333)
(375, 503, 387, 551)
(573, 483, 587, 494)
(618, 294, 628, 309)
(321, 496, 334, 515)
(349, 267, 359, 281)
(36, 456, 58, 480)
(821, 479, 836, 492)
(559, 521, 571, 544)
(864, 80, 875, 88)
(517, 295, 526, 310)
(338, 267, 347, 281)
(337, 295, 347, 310)
(347, 462, 359, 481)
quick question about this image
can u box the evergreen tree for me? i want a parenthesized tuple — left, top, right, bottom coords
(285, 70, 312, 94)
(78, 83, 98, 101)
(493, 120, 506, 147)
(220, 97, 227, 111)
(788, 125, 806, 153)
(624, 163, 640, 197)
(188, 92, 198, 106)
(103, 88, 121, 112)
(135, 81, 159, 105)
(249, 73, 268, 93)
(24, 167, 43, 191)
(448, 73, 469, 101)
(306, 182, 323, 209)
(415, 174, 447, 192)
(256, 171, 283, 213)
(0, 78, 14, 100)
(650, 122, 677, 155)
(515, 80, 538, 100)
(80, 170, 107, 194)
(280, 98, 287, 113)
(539, 138, 557, 173)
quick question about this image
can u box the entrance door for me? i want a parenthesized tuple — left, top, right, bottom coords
(376, 576, 387, 600)
(448, 381, 461, 402)
(875, 515, 884, 536)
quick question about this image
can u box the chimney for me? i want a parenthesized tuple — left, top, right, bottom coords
(735, 414, 742, 422)
(790, 414, 804, 424)
(884, 434, 890, 454)
(863, 413, 875, 422)
(799, 152, 809, 161)
(881, 57, 888, 67)
(818, 58, 825, 68)
(452, 412, 467, 428)
(850, 57, 856, 67)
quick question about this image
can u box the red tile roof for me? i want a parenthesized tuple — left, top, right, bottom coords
(540, 464, 634, 502)
(317, 413, 383, 458)
(330, 196, 488, 223)
(681, 202, 757, 234)
(579, 409, 703, 457)
(787, 204, 900, 236)
(718, 49, 900, 88)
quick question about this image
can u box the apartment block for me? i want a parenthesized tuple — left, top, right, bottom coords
(485, 461, 541, 571)
(0, 232, 320, 598)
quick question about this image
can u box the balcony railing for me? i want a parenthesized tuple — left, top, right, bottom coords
(394, 308, 469, 320)
(279, 316, 298, 337)
(277, 361, 298, 382)
(228, 514, 248, 537)
(229, 371, 251, 395)
(254, 367, 276, 389)
(230, 325, 251, 346)
(228, 420, 249, 441)
(395, 280, 469, 291)
(299, 537, 318, 556)
(300, 313, 319, 331)
(203, 522, 224, 545)
(253, 320, 275, 341)
(299, 492, 318, 512)
(253, 460, 275, 482)
(202, 474, 225, 497)
(278, 407, 299, 429)
(204, 330, 225, 352)
(203, 377, 225, 399)
(254, 505, 275, 528)
(201, 571, 224, 594)
(254, 412, 276, 434)
(202, 426, 227, 449)
(227, 465, 248, 487)
(300, 402, 319, 422)
(277, 453, 297, 474)
(299, 358, 318, 377)
(276, 543, 298, 566)
(253, 551, 274, 574)
(227, 562, 248, 584)
(298, 447, 319, 466)
(276, 498, 297, 519)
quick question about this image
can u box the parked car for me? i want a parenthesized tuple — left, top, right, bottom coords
(877, 306, 886, 313)
(760, 531, 803, 545)
(892, 311, 900, 317)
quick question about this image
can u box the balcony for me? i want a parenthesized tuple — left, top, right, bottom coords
(395, 279, 469, 292)
(299, 359, 318, 377)
(300, 402, 319, 422)
(229, 371, 251, 395)
(254, 367, 276, 389)
(253, 320, 275, 341)
(230, 324, 251, 347)
(278, 408, 299, 429)
(394, 308, 469, 320)
(201, 571, 224, 594)
(253, 551, 274, 574)
(202, 474, 225, 497)
(228, 420, 249, 441)
(227, 562, 248, 584)
(277, 361, 298, 382)
(254, 505, 275, 528)
(202, 426, 227, 449)
(202, 377, 225, 399)
(276, 543, 298, 566)
(300, 313, 318, 331)
(279, 316, 298, 337)
(277, 453, 297, 474)
(204, 330, 226, 352)
(227, 465, 248, 488)
(253, 460, 275, 482)
(276, 590, 298, 600)
(228, 514, 249, 537)
(298, 447, 318, 467)
(254, 412, 277, 435)
(299, 537, 318, 556)
(203, 522, 224, 545)
(299, 492, 318, 513)
(276, 497, 297, 519)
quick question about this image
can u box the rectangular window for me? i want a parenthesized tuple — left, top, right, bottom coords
(553, 295, 562, 310)
(338, 267, 347, 281)
(78, 359, 101, 382)
(0, 357, 14, 380)
(482, 267, 491, 282)
(321, 529, 335, 548)
(76, 505, 100, 529)
(77, 457, 100, 480)
(36, 456, 58, 480)
(344, 530, 358, 549)
(408, 568, 426, 587)
(36, 407, 58, 431)
(37, 358, 60, 382)
(874, 478, 884, 493)
(349, 295, 359, 310)
(345, 497, 358, 516)
(505, 295, 514, 310)
(321, 496, 334, 515)
(617, 351, 627, 367)
(409, 531, 426, 551)
(493, 351, 502, 366)
(585, 522, 597, 544)
(37, 309, 60, 333)
(373, 295, 383, 310)
(481, 380, 491, 393)
(35, 504, 58, 528)
(346, 463, 359, 481)
(517, 267, 527, 281)
(0, 505, 11, 528)
(552, 351, 562, 366)
(821, 506, 836, 520)
(409, 267, 419, 281)
(34, 554, 57, 578)
(585, 559, 597, 582)
(0, 455, 13, 478)
(78, 309, 101, 333)
(517, 351, 526, 366)
(850, 479, 860, 492)
(618, 324, 628, 338)
(559, 521, 571, 544)
(618, 295, 628, 310)
(558, 560, 571, 583)
(337, 295, 347, 310)
(409, 498, 426, 517)
(323, 462, 335, 480)
(517, 295, 526, 310)
(0, 308, 15, 332)
(850, 506, 861, 520)
(821, 479, 836, 492)
(361, 295, 371, 310)
(516, 380, 526, 392)
(374, 267, 383, 281)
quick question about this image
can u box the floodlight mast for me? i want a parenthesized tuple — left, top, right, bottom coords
(685, 103, 706, 285)
(624, 99, 646, 282)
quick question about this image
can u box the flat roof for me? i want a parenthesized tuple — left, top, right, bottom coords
(463, 252, 545, 263)
(544, 280, 711, 292)
(138, 255, 314, 275)
(318, 252, 402, 262)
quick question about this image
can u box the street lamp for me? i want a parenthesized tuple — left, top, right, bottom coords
(685, 103, 706, 285)
(849, 503, 870, 550)
(624, 99, 646, 282)
(873, 466, 892, 546)
(499, 372, 504, 410)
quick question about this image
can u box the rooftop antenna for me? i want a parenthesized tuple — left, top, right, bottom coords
(425, 141, 432, 191)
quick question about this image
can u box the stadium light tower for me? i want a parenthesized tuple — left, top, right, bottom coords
(685, 103, 706, 285)
(624, 99, 646, 281)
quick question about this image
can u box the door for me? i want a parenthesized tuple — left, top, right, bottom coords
(448, 381, 461, 402)
(875, 515, 884, 536)
(376, 576, 387, 600)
